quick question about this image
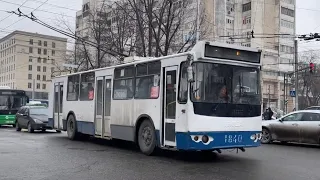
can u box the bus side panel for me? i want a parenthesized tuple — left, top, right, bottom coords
(63, 101, 95, 136)
(110, 100, 134, 141)
(48, 79, 55, 128)
(133, 99, 161, 142)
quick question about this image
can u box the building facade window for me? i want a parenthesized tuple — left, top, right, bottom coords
(29, 47, 33, 53)
(38, 48, 41, 55)
(37, 66, 41, 72)
(52, 42, 56, 48)
(37, 74, 40, 80)
(43, 75, 46, 81)
(44, 41, 47, 47)
(242, 2, 251, 12)
(29, 56, 33, 62)
(28, 65, 32, 71)
(280, 45, 294, 53)
(243, 16, 251, 24)
(36, 83, 40, 89)
(281, 7, 294, 17)
(43, 58, 47, 64)
(28, 74, 32, 80)
(28, 83, 32, 89)
(44, 49, 47, 55)
(42, 84, 46, 89)
(52, 50, 55, 56)
(38, 40, 42, 46)
(227, 18, 234, 24)
(37, 57, 41, 63)
(43, 66, 46, 72)
(30, 39, 33, 45)
(281, 19, 294, 29)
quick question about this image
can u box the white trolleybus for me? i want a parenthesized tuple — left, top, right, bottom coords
(48, 41, 262, 155)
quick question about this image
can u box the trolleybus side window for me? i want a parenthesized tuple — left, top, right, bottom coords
(178, 62, 188, 103)
(135, 61, 160, 99)
(79, 72, 95, 101)
(67, 74, 80, 101)
(113, 66, 135, 100)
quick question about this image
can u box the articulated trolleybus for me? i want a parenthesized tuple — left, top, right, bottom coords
(48, 41, 262, 155)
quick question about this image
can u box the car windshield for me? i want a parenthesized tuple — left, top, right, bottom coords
(0, 95, 27, 110)
(191, 62, 260, 105)
(29, 108, 48, 115)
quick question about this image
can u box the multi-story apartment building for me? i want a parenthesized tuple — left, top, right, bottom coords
(0, 31, 68, 101)
(76, 0, 296, 112)
(210, 0, 296, 112)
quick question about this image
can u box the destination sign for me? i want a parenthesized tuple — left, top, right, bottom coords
(204, 44, 261, 63)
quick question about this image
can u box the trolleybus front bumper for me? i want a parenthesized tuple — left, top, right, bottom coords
(175, 131, 261, 151)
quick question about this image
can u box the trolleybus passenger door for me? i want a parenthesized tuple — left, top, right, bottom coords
(54, 82, 63, 130)
(163, 66, 178, 147)
(95, 76, 112, 138)
(95, 77, 104, 136)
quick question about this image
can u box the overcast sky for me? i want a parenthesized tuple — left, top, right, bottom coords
(0, 0, 319, 50)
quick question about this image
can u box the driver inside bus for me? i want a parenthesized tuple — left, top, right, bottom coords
(218, 85, 230, 103)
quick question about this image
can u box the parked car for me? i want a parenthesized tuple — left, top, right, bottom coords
(305, 106, 320, 110)
(15, 106, 60, 133)
(262, 110, 320, 145)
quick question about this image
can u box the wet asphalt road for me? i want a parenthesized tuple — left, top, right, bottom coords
(0, 127, 320, 180)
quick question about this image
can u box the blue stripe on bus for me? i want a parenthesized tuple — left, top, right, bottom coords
(175, 131, 261, 150)
(77, 121, 95, 135)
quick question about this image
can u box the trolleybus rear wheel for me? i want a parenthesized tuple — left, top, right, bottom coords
(67, 114, 80, 140)
(138, 120, 156, 156)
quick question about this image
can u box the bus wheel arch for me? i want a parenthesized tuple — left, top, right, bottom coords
(135, 115, 157, 155)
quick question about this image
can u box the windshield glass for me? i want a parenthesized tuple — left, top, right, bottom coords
(0, 95, 27, 110)
(30, 108, 48, 115)
(191, 62, 260, 105)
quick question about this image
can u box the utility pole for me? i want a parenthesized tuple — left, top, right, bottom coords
(268, 85, 270, 107)
(283, 74, 286, 114)
(195, 0, 200, 42)
(294, 39, 299, 110)
(32, 79, 35, 101)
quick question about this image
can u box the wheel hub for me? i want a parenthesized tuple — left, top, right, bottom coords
(142, 127, 152, 146)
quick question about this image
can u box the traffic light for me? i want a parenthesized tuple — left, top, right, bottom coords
(310, 62, 315, 73)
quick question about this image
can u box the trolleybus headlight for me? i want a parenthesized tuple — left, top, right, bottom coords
(194, 136, 199, 141)
(202, 135, 209, 143)
(250, 134, 256, 140)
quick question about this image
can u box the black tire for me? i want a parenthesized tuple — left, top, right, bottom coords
(56, 130, 62, 133)
(12, 124, 16, 128)
(15, 121, 21, 132)
(261, 128, 272, 144)
(67, 114, 79, 140)
(27, 122, 34, 133)
(138, 120, 156, 156)
(41, 129, 46, 132)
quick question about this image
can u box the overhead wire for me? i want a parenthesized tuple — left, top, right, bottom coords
(0, 0, 30, 25)
(0, 0, 49, 32)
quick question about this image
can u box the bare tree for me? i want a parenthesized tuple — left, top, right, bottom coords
(297, 52, 320, 108)
(57, 0, 208, 71)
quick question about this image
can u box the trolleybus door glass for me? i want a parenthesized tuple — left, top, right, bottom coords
(54, 82, 63, 129)
(95, 76, 112, 137)
(95, 77, 104, 136)
(163, 66, 178, 146)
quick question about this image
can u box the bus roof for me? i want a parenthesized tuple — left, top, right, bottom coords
(52, 51, 191, 79)
(52, 41, 262, 79)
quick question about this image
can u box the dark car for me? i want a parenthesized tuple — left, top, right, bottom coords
(15, 106, 58, 133)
